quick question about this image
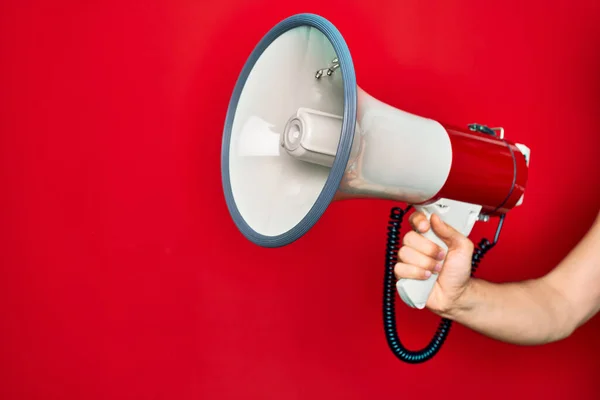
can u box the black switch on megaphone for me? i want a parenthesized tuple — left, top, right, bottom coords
(220, 13, 531, 363)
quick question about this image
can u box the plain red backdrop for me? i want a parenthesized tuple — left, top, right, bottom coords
(1, 0, 600, 399)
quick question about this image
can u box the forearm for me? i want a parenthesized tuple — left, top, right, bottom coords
(436, 211, 600, 346)
(440, 277, 575, 345)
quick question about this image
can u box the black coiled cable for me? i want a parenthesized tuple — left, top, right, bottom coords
(383, 205, 498, 363)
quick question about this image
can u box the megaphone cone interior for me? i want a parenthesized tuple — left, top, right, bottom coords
(222, 14, 357, 247)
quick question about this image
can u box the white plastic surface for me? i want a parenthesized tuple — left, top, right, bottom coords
(281, 108, 343, 168)
(337, 87, 453, 204)
(514, 143, 531, 207)
(396, 199, 482, 309)
(228, 26, 345, 237)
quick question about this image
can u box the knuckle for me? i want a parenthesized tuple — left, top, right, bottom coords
(409, 213, 424, 227)
(428, 257, 439, 270)
(420, 256, 437, 270)
(411, 265, 427, 279)
(416, 265, 430, 279)
(427, 241, 440, 256)
(464, 238, 475, 252)
(457, 235, 474, 251)
(411, 265, 423, 277)
(394, 263, 408, 279)
(395, 263, 422, 280)
(398, 245, 409, 261)
(403, 230, 417, 245)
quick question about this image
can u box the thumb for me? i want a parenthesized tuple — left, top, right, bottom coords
(430, 213, 471, 252)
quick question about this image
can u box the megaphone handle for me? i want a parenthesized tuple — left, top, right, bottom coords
(396, 199, 482, 309)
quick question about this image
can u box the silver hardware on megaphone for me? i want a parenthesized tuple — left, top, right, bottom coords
(492, 127, 505, 139)
(467, 123, 505, 139)
(478, 214, 491, 222)
(315, 57, 340, 79)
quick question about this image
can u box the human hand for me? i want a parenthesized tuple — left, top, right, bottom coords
(394, 211, 475, 315)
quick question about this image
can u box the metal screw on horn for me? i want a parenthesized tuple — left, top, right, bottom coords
(315, 58, 340, 79)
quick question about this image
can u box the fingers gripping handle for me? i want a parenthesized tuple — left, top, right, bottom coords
(397, 227, 447, 309)
(396, 199, 482, 309)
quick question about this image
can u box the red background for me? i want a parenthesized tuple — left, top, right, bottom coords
(1, 1, 600, 399)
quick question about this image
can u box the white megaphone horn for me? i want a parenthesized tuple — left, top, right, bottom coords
(221, 13, 530, 363)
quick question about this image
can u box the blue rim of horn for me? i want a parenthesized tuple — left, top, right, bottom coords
(221, 13, 357, 247)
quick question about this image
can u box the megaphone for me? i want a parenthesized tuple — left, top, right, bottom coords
(221, 13, 531, 363)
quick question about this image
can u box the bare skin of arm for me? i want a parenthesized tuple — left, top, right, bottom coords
(394, 209, 600, 345)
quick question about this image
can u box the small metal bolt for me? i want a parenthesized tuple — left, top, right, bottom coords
(315, 58, 340, 80)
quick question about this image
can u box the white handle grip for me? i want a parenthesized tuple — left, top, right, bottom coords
(396, 199, 482, 309)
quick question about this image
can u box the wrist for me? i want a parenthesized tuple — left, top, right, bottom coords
(437, 278, 478, 320)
